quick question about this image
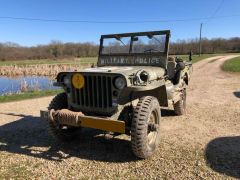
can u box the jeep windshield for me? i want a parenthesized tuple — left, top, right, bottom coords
(101, 34, 166, 54)
(98, 30, 170, 67)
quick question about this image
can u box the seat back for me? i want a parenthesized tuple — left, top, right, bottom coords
(167, 57, 176, 80)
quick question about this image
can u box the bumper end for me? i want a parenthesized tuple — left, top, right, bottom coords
(40, 109, 125, 134)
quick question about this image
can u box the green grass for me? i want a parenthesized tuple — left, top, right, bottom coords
(221, 56, 240, 72)
(177, 54, 220, 63)
(0, 57, 97, 66)
(2, 54, 238, 66)
(0, 89, 63, 103)
(0, 54, 215, 66)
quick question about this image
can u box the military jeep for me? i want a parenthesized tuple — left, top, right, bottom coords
(40, 30, 192, 158)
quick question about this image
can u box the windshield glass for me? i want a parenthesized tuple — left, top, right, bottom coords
(102, 37, 131, 54)
(132, 34, 166, 53)
(101, 34, 166, 55)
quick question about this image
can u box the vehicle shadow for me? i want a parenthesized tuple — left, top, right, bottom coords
(0, 113, 137, 162)
(233, 91, 240, 98)
(205, 136, 240, 178)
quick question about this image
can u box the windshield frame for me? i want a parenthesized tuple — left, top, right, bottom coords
(99, 30, 170, 56)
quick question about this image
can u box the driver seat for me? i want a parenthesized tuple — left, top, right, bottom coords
(167, 56, 176, 80)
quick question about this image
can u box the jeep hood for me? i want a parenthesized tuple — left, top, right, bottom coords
(82, 66, 166, 79)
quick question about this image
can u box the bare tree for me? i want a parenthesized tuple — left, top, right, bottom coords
(0, 37, 239, 61)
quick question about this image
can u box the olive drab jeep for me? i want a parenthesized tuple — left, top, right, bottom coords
(40, 30, 192, 159)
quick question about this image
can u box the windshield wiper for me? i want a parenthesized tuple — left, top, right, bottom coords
(147, 34, 162, 44)
(144, 48, 159, 53)
(115, 36, 126, 46)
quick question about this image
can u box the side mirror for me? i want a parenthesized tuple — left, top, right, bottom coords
(189, 51, 193, 61)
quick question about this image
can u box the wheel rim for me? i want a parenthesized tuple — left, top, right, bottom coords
(147, 109, 159, 149)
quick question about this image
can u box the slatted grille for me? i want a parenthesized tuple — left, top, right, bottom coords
(71, 74, 113, 109)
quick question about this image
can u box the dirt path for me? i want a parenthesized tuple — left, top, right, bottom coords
(0, 55, 240, 179)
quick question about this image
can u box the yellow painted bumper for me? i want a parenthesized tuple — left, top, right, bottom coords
(40, 110, 125, 134)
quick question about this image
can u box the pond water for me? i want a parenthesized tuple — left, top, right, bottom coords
(0, 76, 60, 95)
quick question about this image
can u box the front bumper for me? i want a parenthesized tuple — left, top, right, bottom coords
(40, 109, 125, 134)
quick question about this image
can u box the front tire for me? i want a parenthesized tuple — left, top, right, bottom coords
(131, 96, 161, 159)
(48, 93, 78, 142)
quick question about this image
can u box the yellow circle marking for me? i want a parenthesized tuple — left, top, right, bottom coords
(72, 73, 84, 89)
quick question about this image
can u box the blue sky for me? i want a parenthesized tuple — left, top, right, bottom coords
(0, 0, 239, 46)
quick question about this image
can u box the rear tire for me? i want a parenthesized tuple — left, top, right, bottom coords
(48, 93, 78, 142)
(131, 96, 161, 159)
(174, 88, 186, 115)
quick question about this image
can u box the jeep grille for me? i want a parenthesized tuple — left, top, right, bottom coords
(70, 74, 115, 114)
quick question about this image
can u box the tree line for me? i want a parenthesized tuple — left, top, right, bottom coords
(0, 41, 99, 61)
(0, 37, 239, 61)
(170, 37, 240, 55)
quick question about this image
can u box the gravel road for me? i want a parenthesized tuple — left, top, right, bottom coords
(0, 55, 240, 179)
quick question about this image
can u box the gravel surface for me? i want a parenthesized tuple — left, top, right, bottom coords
(0, 55, 240, 179)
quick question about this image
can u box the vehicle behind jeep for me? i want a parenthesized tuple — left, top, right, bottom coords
(41, 30, 192, 158)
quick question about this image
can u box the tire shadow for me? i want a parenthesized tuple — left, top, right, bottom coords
(0, 113, 137, 162)
(233, 91, 240, 98)
(205, 136, 240, 178)
(161, 109, 176, 117)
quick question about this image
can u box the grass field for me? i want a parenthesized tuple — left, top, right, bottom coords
(0, 89, 63, 103)
(0, 57, 97, 66)
(0, 54, 220, 66)
(221, 56, 240, 72)
(178, 54, 219, 63)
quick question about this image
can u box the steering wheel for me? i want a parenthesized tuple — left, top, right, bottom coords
(143, 48, 159, 53)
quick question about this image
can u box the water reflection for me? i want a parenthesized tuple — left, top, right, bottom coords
(0, 76, 59, 95)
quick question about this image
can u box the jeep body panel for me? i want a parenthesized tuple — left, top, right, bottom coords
(55, 65, 167, 115)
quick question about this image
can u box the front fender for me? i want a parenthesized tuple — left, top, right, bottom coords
(118, 81, 168, 107)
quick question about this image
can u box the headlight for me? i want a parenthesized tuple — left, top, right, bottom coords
(63, 76, 71, 86)
(134, 70, 149, 85)
(139, 71, 149, 82)
(114, 77, 126, 89)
